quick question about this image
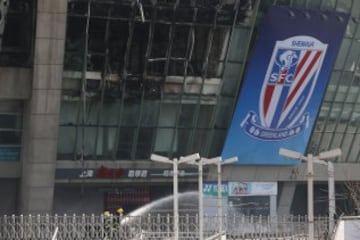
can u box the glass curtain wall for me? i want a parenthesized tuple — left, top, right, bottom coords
(59, 0, 360, 163)
(59, 0, 256, 160)
(288, 0, 360, 163)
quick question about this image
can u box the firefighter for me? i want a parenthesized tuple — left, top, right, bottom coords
(116, 207, 124, 217)
(103, 210, 115, 239)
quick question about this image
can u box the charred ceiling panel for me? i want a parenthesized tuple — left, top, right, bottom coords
(63, 0, 255, 100)
(0, 0, 35, 67)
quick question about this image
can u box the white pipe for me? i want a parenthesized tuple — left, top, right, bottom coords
(173, 158, 179, 240)
(217, 163, 222, 236)
(308, 154, 314, 240)
(328, 161, 335, 235)
(199, 161, 204, 240)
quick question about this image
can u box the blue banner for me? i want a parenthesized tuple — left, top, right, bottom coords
(222, 6, 349, 165)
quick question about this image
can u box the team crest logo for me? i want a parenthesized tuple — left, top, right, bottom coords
(241, 36, 328, 140)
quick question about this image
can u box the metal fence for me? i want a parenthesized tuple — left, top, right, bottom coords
(0, 214, 329, 240)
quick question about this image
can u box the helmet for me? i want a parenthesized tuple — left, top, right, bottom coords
(116, 208, 124, 215)
(103, 211, 111, 217)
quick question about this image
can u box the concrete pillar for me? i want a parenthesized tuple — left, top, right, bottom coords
(277, 182, 297, 216)
(20, 0, 67, 214)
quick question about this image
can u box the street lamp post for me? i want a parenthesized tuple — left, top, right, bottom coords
(213, 157, 238, 236)
(186, 157, 219, 240)
(279, 148, 341, 240)
(328, 161, 335, 234)
(187, 156, 238, 240)
(151, 153, 200, 240)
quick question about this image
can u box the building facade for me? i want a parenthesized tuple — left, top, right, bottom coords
(1, 0, 360, 215)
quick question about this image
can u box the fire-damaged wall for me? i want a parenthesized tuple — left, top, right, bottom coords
(59, 0, 255, 161)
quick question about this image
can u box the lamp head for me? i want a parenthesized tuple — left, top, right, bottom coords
(203, 157, 222, 165)
(279, 148, 304, 160)
(150, 154, 172, 164)
(319, 148, 342, 160)
(179, 153, 200, 164)
(222, 156, 238, 165)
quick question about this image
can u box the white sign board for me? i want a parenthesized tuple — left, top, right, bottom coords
(228, 182, 277, 196)
(333, 217, 360, 240)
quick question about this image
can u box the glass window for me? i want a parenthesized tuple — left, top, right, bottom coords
(336, 103, 353, 132)
(178, 104, 196, 128)
(175, 128, 192, 157)
(135, 127, 154, 159)
(347, 133, 360, 162)
(95, 127, 117, 160)
(334, 38, 351, 70)
(348, 111, 359, 133)
(345, 39, 360, 70)
(0, 131, 21, 144)
(306, 0, 322, 9)
(0, 114, 21, 129)
(100, 100, 122, 126)
(273, 0, 291, 6)
(140, 100, 160, 127)
(79, 127, 97, 160)
(116, 127, 134, 160)
(346, 18, 357, 39)
(318, 132, 332, 152)
(355, 22, 360, 40)
(351, 1, 360, 19)
(0, 112, 22, 161)
(121, 99, 141, 127)
(335, 0, 353, 13)
(215, 97, 234, 128)
(308, 132, 321, 154)
(192, 129, 211, 157)
(325, 103, 342, 132)
(150, 23, 170, 58)
(338, 133, 353, 161)
(222, 62, 243, 96)
(171, 25, 190, 58)
(228, 28, 250, 62)
(320, 0, 336, 10)
(59, 101, 79, 125)
(323, 71, 340, 102)
(0, 0, 35, 67)
(208, 129, 227, 158)
(290, 0, 307, 8)
(158, 104, 178, 127)
(57, 126, 76, 160)
(314, 116, 325, 132)
(330, 133, 344, 149)
(154, 128, 177, 155)
(129, 24, 149, 75)
(197, 105, 215, 128)
(64, 16, 86, 71)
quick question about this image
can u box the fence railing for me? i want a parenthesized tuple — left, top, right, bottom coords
(0, 214, 329, 240)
